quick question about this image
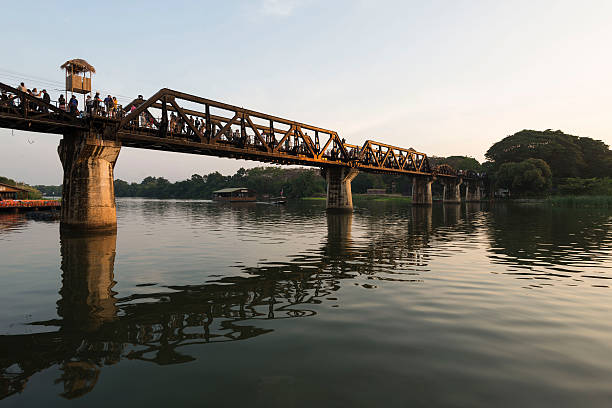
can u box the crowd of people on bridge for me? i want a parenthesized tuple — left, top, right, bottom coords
(0, 81, 125, 119)
(2, 80, 361, 163)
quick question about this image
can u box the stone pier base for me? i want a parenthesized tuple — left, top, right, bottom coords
(58, 132, 121, 231)
(325, 167, 359, 212)
(412, 177, 433, 205)
(442, 177, 463, 204)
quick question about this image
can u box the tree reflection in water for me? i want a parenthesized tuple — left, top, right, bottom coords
(485, 205, 612, 286)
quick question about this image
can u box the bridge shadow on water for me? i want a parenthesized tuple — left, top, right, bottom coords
(1, 202, 612, 399)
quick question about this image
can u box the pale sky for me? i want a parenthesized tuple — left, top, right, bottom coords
(1, 0, 610, 185)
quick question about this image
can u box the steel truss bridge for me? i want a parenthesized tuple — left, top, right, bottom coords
(0, 81, 474, 179)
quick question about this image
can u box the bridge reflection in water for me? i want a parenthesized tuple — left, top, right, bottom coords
(0, 209, 444, 400)
(2, 202, 611, 400)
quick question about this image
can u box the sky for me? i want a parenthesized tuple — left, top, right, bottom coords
(1, 0, 611, 185)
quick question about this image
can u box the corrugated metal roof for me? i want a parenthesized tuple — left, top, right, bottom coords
(213, 187, 251, 193)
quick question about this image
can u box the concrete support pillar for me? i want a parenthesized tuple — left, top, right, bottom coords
(325, 167, 359, 212)
(58, 132, 121, 231)
(465, 181, 482, 202)
(442, 177, 462, 204)
(412, 177, 433, 205)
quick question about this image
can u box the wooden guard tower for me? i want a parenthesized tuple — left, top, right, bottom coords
(61, 58, 95, 96)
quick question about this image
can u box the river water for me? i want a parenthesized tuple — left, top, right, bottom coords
(1, 199, 612, 407)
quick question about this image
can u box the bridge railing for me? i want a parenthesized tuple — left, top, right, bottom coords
(0, 82, 82, 128)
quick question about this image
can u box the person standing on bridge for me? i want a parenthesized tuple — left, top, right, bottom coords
(93, 92, 102, 115)
(85, 95, 93, 115)
(112, 97, 118, 118)
(17, 82, 27, 93)
(69, 95, 78, 115)
(58, 94, 66, 111)
(41, 89, 50, 113)
(169, 112, 177, 135)
(104, 95, 113, 117)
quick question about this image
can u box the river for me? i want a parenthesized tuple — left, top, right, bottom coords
(1, 199, 612, 407)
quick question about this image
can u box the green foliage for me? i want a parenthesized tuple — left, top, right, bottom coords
(24, 188, 43, 200)
(429, 156, 482, 171)
(485, 129, 612, 179)
(114, 167, 326, 199)
(0, 176, 18, 187)
(35, 185, 62, 197)
(557, 178, 612, 196)
(496, 158, 552, 196)
(575, 138, 612, 178)
(351, 173, 412, 195)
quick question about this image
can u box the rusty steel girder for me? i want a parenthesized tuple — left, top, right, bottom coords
(117, 88, 440, 176)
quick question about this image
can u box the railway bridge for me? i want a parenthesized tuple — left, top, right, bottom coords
(0, 81, 484, 230)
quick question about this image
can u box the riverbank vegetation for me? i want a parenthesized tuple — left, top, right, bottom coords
(485, 129, 612, 197)
(113, 167, 325, 199)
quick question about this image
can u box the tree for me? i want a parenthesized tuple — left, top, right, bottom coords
(429, 156, 482, 171)
(496, 158, 552, 195)
(575, 138, 612, 178)
(486, 130, 585, 178)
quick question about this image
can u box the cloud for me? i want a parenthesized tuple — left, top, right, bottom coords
(260, 0, 301, 16)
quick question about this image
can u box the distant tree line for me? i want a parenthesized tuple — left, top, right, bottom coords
(114, 167, 326, 199)
(112, 161, 484, 200)
(35, 184, 62, 197)
(31, 156, 484, 200)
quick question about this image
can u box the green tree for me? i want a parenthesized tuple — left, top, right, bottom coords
(486, 130, 584, 178)
(558, 178, 612, 195)
(429, 156, 482, 171)
(575, 138, 612, 178)
(496, 158, 552, 196)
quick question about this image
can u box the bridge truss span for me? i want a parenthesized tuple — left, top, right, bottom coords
(117, 88, 434, 176)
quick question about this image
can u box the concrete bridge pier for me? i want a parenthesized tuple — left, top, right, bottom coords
(325, 167, 359, 212)
(58, 131, 121, 231)
(412, 177, 433, 205)
(442, 177, 463, 204)
(465, 181, 482, 202)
